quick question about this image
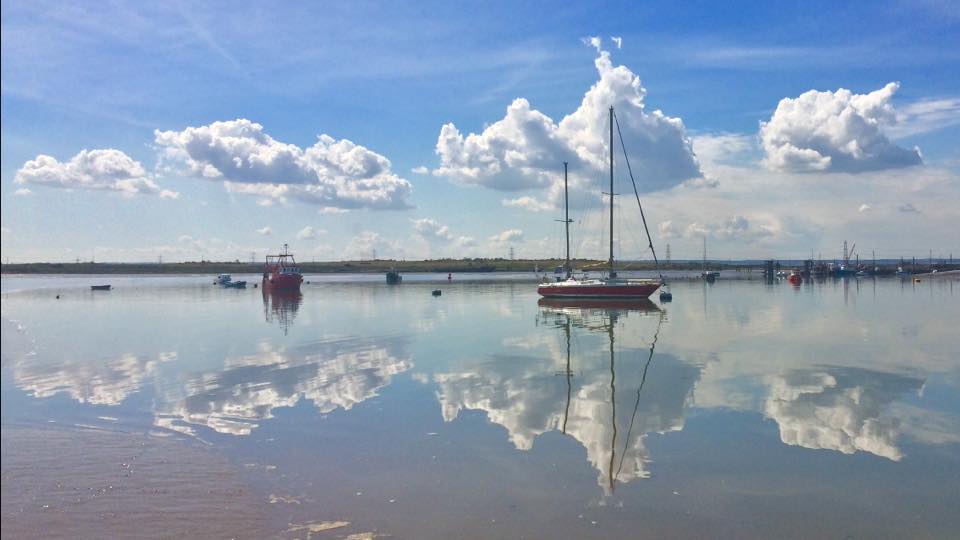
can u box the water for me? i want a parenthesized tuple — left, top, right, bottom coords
(2, 275, 958, 539)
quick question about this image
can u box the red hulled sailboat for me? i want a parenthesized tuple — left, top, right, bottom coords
(538, 107, 663, 300)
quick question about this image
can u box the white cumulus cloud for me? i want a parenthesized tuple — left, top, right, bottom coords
(489, 228, 524, 243)
(582, 36, 602, 52)
(256, 226, 272, 236)
(455, 236, 477, 248)
(760, 82, 922, 173)
(342, 231, 402, 260)
(684, 215, 778, 242)
(296, 226, 325, 240)
(15, 149, 178, 198)
(502, 196, 553, 212)
(411, 218, 454, 241)
(155, 119, 412, 209)
(433, 45, 701, 204)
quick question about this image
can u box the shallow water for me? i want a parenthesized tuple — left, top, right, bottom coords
(2, 275, 958, 539)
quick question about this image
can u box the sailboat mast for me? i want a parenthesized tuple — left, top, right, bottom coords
(609, 106, 615, 274)
(703, 236, 706, 272)
(564, 162, 570, 274)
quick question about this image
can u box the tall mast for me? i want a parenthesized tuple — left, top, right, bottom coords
(609, 106, 615, 275)
(703, 236, 706, 272)
(564, 162, 571, 274)
(555, 162, 573, 277)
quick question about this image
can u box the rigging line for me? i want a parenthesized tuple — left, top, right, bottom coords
(608, 316, 617, 493)
(615, 312, 664, 478)
(562, 314, 572, 434)
(613, 111, 665, 284)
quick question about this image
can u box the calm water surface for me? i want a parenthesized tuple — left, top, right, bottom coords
(2, 275, 958, 538)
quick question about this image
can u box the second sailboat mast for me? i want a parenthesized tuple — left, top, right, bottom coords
(609, 106, 615, 275)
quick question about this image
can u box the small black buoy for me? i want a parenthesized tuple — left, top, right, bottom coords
(306, 281, 310, 284)
(56, 294, 60, 299)
(432, 289, 442, 296)
(253, 283, 258, 288)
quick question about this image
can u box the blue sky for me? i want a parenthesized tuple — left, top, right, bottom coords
(2, 0, 958, 263)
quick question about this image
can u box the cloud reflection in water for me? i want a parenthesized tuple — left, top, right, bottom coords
(433, 301, 700, 494)
(155, 337, 412, 436)
(14, 351, 176, 405)
(764, 367, 924, 461)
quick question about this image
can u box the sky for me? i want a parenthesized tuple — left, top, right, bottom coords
(2, 0, 959, 263)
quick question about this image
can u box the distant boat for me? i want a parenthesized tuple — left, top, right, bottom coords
(262, 244, 303, 291)
(215, 273, 232, 285)
(787, 270, 802, 285)
(386, 267, 402, 284)
(91, 284, 111, 291)
(538, 109, 662, 300)
(701, 237, 718, 282)
(223, 280, 247, 288)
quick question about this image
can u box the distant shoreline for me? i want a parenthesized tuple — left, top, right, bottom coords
(0, 259, 670, 275)
(2, 259, 957, 276)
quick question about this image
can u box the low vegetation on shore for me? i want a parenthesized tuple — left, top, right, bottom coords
(4, 259, 957, 276)
(2, 258, 713, 275)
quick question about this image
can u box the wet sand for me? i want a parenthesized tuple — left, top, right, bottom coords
(1, 426, 270, 539)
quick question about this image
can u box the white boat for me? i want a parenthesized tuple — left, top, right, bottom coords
(538, 108, 662, 300)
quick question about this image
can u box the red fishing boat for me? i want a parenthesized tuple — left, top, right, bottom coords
(538, 107, 663, 300)
(787, 269, 803, 285)
(262, 244, 303, 290)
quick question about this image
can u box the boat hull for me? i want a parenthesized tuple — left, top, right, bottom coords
(537, 297, 660, 312)
(262, 274, 303, 290)
(538, 280, 661, 299)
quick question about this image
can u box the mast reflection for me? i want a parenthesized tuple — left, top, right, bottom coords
(539, 297, 664, 494)
(262, 288, 303, 334)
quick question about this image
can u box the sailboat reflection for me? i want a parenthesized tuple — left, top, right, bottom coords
(540, 298, 664, 494)
(262, 288, 303, 334)
(434, 298, 697, 496)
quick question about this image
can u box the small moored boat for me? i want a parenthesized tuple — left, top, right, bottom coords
(91, 285, 111, 291)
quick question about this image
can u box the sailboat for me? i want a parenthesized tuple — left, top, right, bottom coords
(701, 237, 719, 283)
(538, 107, 663, 299)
